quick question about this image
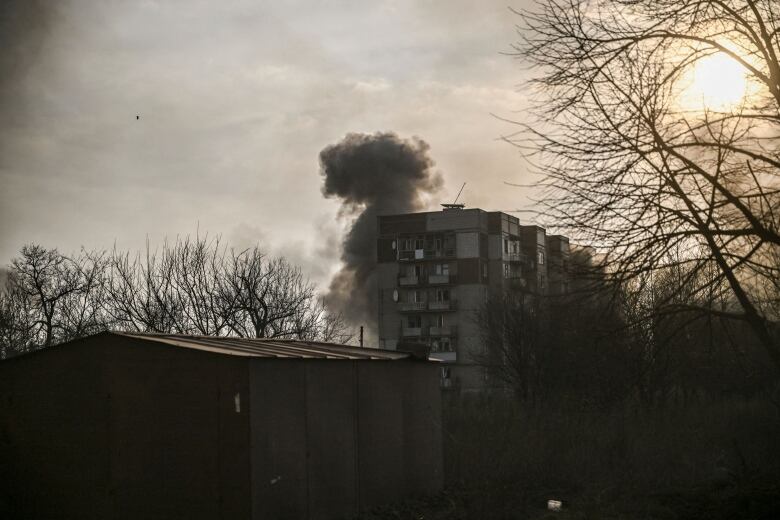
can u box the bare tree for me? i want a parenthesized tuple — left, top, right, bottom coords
(477, 291, 542, 401)
(0, 274, 38, 358)
(221, 249, 350, 341)
(0, 246, 111, 355)
(165, 236, 232, 336)
(0, 238, 352, 355)
(55, 249, 111, 342)
(105, 242, 186, 334)
(515, 0, 780, 371)
(11, 245, 79, 347)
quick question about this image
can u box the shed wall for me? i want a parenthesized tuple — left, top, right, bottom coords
(0, 334, 251, 520)
(249, 360, 442, 520)
(0, 338, 110, 519)
(104, 335, 251, 520)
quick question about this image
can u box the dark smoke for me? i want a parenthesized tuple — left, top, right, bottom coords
(320, 132, 443, 343)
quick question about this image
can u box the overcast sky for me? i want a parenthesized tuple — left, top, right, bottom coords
(1, 0, 535, 287)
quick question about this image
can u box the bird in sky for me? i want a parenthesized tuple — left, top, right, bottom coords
(136, 115, 139, 120)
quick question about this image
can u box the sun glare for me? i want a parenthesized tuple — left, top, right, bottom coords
(677, 52, 751, 112)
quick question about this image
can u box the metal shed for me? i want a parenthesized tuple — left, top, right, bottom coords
(0, 331, 443, 519)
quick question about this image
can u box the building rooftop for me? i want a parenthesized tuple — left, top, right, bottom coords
(118, 332, 417, 360)
(5, 331, 427, 362)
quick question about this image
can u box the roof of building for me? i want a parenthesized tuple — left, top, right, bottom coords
(112, 331, 419, 361)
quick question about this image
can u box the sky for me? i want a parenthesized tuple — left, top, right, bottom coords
(0, 0, 535, 288)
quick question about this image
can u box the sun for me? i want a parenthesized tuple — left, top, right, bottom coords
(677, 52, 751, 112)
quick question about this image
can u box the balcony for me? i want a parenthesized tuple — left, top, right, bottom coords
(398, 248, 456, 261)
(429, 351, 457, 363)
(398, 301, 426, 312)
(402, 326, 423, 337)
(428, 274, 450, 285)
(428, 325, 456, 337)
(398, 249, 425, 261)
(428, 300, 454, 311)
(507, 277, 527, 290)
(398, 275, 419, 286)
(425, 248, 456, 259)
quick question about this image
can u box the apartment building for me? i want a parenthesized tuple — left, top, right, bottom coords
(376, 206, 571, 392)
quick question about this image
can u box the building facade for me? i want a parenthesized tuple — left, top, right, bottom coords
(376, 206, 571, 392)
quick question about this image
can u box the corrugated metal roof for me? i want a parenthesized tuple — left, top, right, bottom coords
(114, 332, 416, 360)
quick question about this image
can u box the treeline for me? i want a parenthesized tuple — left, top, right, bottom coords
(478, 253, 779, 409)
(0, 237, 350, 358)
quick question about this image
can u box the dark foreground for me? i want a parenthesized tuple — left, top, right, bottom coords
(355, 396, 780, 520)
(356, 480, 780, 520)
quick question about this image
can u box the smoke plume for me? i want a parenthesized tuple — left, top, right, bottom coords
(320, 132, 443, 343)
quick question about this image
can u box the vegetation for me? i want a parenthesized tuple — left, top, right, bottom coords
(0, 238, 350, 358)
(512, 0, 780, 370)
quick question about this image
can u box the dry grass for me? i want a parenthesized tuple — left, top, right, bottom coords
(355, 395, 780, 520)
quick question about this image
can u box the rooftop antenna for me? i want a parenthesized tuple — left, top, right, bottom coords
(441, 182, 466, 210)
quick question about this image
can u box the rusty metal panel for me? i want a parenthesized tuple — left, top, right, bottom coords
(304, 361, 358, 519)
(356, 363, 406, 508)
(104, 335, 251, 520)
(249, 360, 308, 520)
(355, 362, 443, 509)
(0, 336, 111, 519)
(401, 363, 444, 496)
(216, 352, 253, 519)
(0, 334, 252, 520)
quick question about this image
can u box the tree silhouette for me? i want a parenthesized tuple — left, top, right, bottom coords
(515, 0, 780, 371)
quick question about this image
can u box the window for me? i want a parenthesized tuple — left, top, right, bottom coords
(538, 251, 545, 265)
(415, 237, 424, 250)
(436, 314, 445, 327)
(402, 238, 412, 251)
(435, 263, 449, 275)
(407, 315, 421, 328)
(436, 289, 450, 302)
(504, 239, 509, 253)
(482, 263, 488, 278)
(504, 263, 510, 278)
